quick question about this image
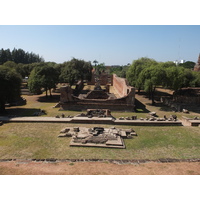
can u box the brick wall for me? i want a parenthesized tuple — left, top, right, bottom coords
(60, 73, 135, 111)
(112, 74, 130, 97)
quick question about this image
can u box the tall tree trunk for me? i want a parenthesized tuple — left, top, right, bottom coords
(49, 88, 52, 97)
(148, 89, 151, 100)
(138, 87, 141, 94)
(151, 87, 156, 105)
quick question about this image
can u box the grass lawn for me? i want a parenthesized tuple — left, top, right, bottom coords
(0, 123, 199, 160)
(1, 89, 200, 161)
(4, 88, 200, 120)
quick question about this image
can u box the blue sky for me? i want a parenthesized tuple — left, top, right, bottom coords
(0, 25, 200, 65)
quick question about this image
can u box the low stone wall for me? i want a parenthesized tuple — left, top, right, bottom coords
(182, 116, 200, 126)
(161, 96, 200, 112)
(173, 95, 200, 104)
(60, 101, 135, 111)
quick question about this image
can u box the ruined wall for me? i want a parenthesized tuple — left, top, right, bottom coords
(173, 88, 200, 105)
(112, 74, 131, 97)
(87, 71, 113, 85)
(60, 86, 74, 102)
(60, 86, 135, 111)
(60, 73, 135, 111)
(99, 72, 112, 85)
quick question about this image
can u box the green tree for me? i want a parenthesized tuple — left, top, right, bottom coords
(138, 64, 166, 104)
(0, 48, 44, 65)
(165, 66, 186, 91)
(28, 64, 59, 97)
(3, 61, 18, 69)
(95, 63, 106, 75)
(179, 61, 195, 69)
(194, 72, 200, 86)
(182, 69, 197, 88)
(59, 58, 92, 86)
(0, 66, 22, 112)
(127, 57, 157, 93)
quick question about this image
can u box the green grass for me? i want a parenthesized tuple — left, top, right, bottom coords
(0, 123, 199, 160)
(1, 89, 200, 161)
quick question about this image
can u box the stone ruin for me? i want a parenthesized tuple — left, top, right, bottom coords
(76, 109, 113, 118)
(58, 126, 137, 149)
(194, 54, 200, 72)
(118, 112, 178, 122)
(58, 72, 135, 111)
(161, 87, 200, 112)
(54, 109, 113, 119)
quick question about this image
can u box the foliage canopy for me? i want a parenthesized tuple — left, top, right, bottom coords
(0, 66, 22, 112)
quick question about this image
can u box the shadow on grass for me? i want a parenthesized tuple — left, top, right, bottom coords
(2, 108, 41, 117)
(137, 90, 174, 113)
(79, 89, 90, 95)
(135, 98, 150, 113)
(37, 94, 60, 103)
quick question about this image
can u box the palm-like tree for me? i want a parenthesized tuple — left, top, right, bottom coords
(93, 60, 98, 66)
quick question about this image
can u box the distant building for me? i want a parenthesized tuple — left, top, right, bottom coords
(194, 54, 200, 72)
(173, 59, 186, 65)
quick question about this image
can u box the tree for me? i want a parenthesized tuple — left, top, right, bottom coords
(194, 72, 200, 86)
(28, 64, 59, 97)
(127, 57, 157, 93)
(93, 60, 98, 66)
(59, 58, 92, 86)
(179, 61, 195, 69)
(109, 65, 129, 78)
(138, 64, 166, 104)
(3, 61, 17, 68)
(165, 66, 186, 91)
(0, 48, 44, 65)
(0, 66, 22, 113)
(95, 63, 106, 75)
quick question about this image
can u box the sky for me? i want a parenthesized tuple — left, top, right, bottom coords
(0, 25, 200, 65)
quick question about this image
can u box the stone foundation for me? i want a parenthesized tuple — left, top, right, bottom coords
(59, 73, 135, 111)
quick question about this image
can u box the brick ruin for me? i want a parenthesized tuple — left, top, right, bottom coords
(194, 54, 200, 72)
(173, 87, 200, 104)
(59, 71, 135, 111)
(161, 87, 200, 112)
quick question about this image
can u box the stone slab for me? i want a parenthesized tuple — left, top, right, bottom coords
(105, 136, 123, 146)
(70, 138, 125, 149)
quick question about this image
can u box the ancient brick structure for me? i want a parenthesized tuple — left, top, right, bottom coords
(173, 88, 200, 104)
(59, 72, 135, 111)
(161, 87, 200, 112)
(194, 54, 200, 72)
(113, 74, 131, 97)
(87, 70, 113, 85)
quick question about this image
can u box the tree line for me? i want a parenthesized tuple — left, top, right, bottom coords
(126, 57, 200, 104)
(0, 48, 44, 65)
(1, 52, 200, 112)
(0, 57, 92, 112)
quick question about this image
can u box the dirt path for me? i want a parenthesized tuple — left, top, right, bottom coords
(0, 161, 199, 175)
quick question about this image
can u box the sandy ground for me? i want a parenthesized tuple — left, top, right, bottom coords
(0, 161, 199, 175)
